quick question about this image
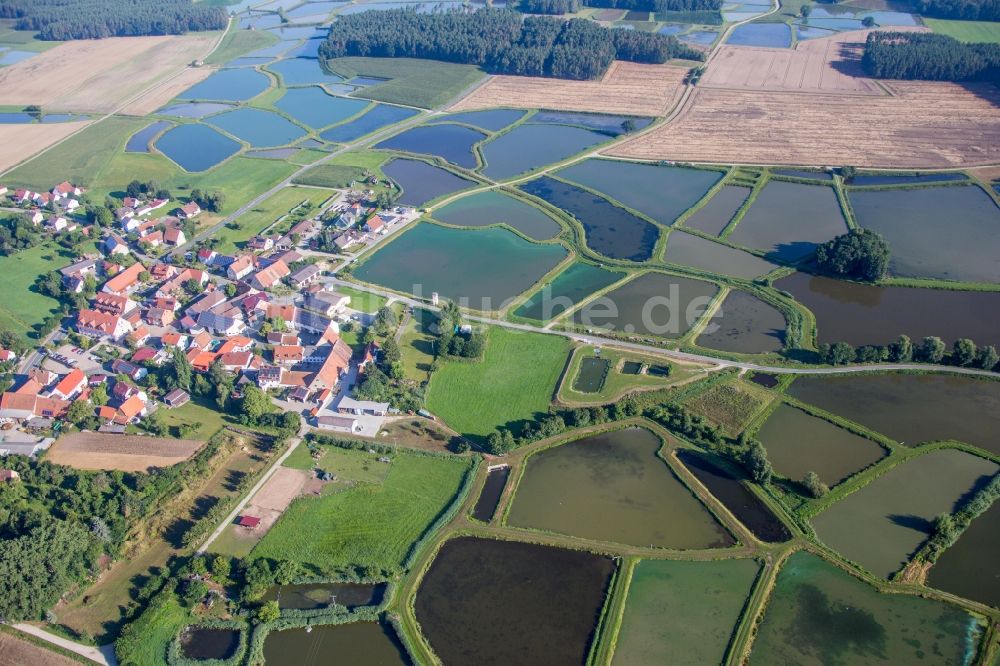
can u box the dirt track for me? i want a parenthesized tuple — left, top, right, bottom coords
(449, 60, 688, 117)
(47, 432, 203, 471)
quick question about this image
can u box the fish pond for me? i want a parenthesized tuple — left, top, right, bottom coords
(811, 449, 999, 578)
(268, 57, 344, 86)
(676, 449, 791, 542)
(848, 172, 967, 186)
(261, 582, 385, 609)
(262, 622, 409, 666)
(848, 185, 1000, 283)
(156, 124, 241, 171)
(208, 108, 307, 147)
(572, 356, 611, 393)
(573, 272, 718, 339)
(520, 176, 659, 261)
(480, 124, 607, 180)
(377, 123, 485, 169)
(507, 428, 733, 548)
(125, 120, 172, 153)
(472, 466, 510, 522)
(532, 110, 652, 135)
(612, 558, 761, 666)
(787, 373, 1000, 454)
(756, 404, 887, 487)
(664, 231, 777, 279)
(928, 499, 1000, 609)
(749, 372, 778, 388)
(696, 290, 786, 354)
(727, 22, 792, 47)
(434, 108, 526, 131)
(157, 102, 233, 118)
(382, 158, 475, 206)
(556, 159, 722, 225)
(680, 30, 719, 44)
(433, 190, 561, 240)
(514, 261, 624, 322)
(773, 169, 833, 180)
(414, 536, 614, 666)
(353, 223, 566, 309)
(750, 551, 979, 666)
(320, 103, 420, 142)
(179, 68, 270, 101)
(777, 272, 1000, 348)
(728, 181, 847, 261)
(179, 627, 240, 661)
(274, 86, 369, 129)
(683, 185, 751, 236)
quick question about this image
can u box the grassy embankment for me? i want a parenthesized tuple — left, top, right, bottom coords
(324, 57, 486, 109)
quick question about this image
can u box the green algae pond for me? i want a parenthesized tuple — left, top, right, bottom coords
(555, 159, 723, 225)
(433, 190, 562, 241)
(696, 290, 786, 354)
(353, 223, 567, 310)
(664, 230, 778, 279)
(572, 356, 610, 393)
(572, 272, 719, 338)
(756, 404, 887, 487)
(520, 176, 659, 262)
(514, 261, 624, 322)
(684, 185, 751, 236)
(506, 428, 734, 548)
(811, 449, 999, 578)
(786, 374, 1000, 454)
(262, 622, 410, 665)
(728, 181, 848, 261)
(928, 499, 1000, 609)
(612, 558, 760, 666)
(261, 582, 385, 610)
(849, 185, 1000, 283)
(414, 536, 614, 665)
(777, 272, 1000, 348)
(750, 551, 981, 666)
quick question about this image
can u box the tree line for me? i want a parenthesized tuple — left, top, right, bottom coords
(819, 334, 999, 371)
(863, 31, 1000, 83)
(585, 0, 720, 11)
(320, 8, 702, 81)
(0, 0, 227, 40)
(915, 0, 1000, 20)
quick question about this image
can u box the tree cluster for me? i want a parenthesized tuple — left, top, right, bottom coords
(585, 0, 721, 10)
(814, 228, 889, 282)
(518, 0, 580, 13)
(126, 179, 170, 202)
(320, 8, 702, 82)
(190, 189, 225, 213)
(915, 0, 1000, 20)
(819, 334, 999, 371)
(922, 475, 1000, 563)
(863, 31, 1000, 83)
(435, 302, 486, 360)
(0, 214, 40, 255)
(0, 0, 227, 40)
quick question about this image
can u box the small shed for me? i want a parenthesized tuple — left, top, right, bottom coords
(163, 388, 191, 408)
(237, 515, 261, 529)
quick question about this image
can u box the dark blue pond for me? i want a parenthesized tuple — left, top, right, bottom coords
(848, 172, 969, 186)
(680, 30, 718, 44)
(377, 124, 486, 169)
(275, 86, 368, 129)
(727, 23, 792, 48)
(208, 108, 307, 147)
(179, 68, 271, 101)
(156, 124, 242, 172)
(532, 111, 652, 136)
(0, 113, 37, 123)
(480, 124, 607, 180)
(158, 102, 234, 118)
(383, 158, 476, 207)
(434, 109, 526, 132)
(126, 120, 173, 153)
(319, 104, 420, 142)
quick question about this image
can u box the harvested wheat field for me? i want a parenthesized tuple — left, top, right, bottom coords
(701, 28, 923, 95)
(0, 120, 91, 173)
(607, 81, 1000, 167)
(0, 33, 218, 113)
(48, 432, 203, 471)
(120, 65, 215, 117)
(0, 631, 79, 666)
(450, 60, 687, 116)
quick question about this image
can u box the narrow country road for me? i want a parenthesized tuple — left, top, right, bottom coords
(10, 623, 116, 666)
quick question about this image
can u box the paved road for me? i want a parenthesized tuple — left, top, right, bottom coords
(10, 623, 116, 666)
(326, 277, 1000, 379)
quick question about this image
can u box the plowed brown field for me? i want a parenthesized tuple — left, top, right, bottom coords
(48, 432, 203, 471)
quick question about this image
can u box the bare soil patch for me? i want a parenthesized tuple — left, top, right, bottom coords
(48, 432, 203, 471)
(0, 33, 217, 113)
(0, 631, 79, 666)
(238, 466, 310, 535)
(607, 81, 1000, 167)
(0, 121, 92, 173)
(449, 60, 687, 117)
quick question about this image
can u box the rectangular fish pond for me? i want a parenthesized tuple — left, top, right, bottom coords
(414, 536, 615, 666)
(262, 622, 410, 666)
(696, 290, 786, 354)
(506, 427, 734, 549)
(927, 499, 1000, 609)
(683, 185, 750, 236)
(572, 356, 611, 393)
(471, 465, 510, 522)
(261, 581, 386, 610)
(750, 551, 982, 666)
